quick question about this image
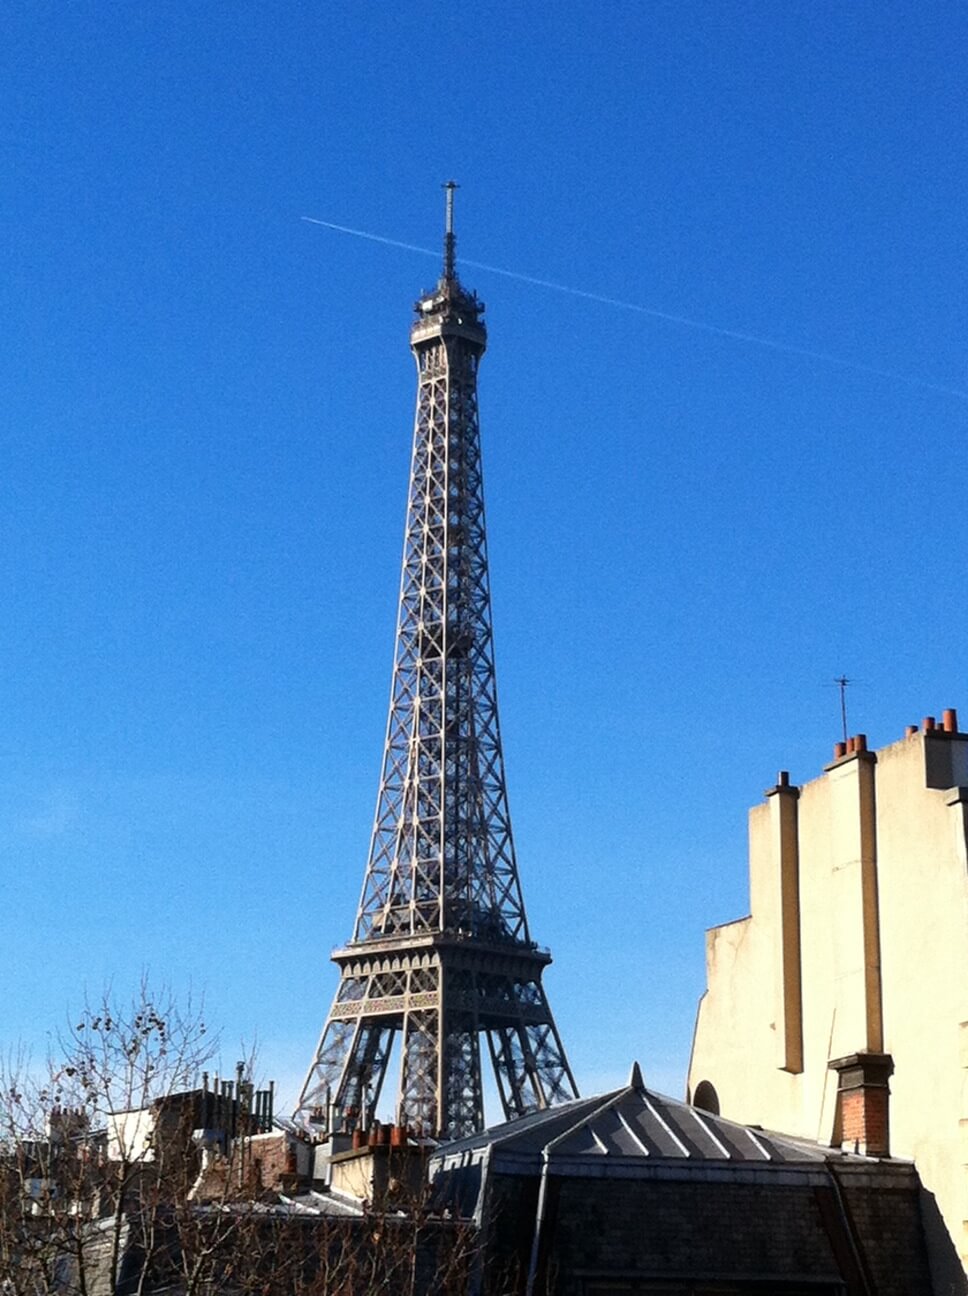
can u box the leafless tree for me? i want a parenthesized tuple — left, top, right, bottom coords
(0, 979, 219, 1293)
(0, 982, 482, 1295)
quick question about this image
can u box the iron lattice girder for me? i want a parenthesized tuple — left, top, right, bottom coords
(296, 249, 577, 1141)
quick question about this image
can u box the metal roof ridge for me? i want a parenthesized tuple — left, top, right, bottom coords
(639, 1090, 692, 1157)
(457, 1092, 602, 1154)
(543, 1084, 633, 1154)
(685, 1104, 733, 1158)
(742, 1125, 774, 1160)
(615, 1107, 652, 1157)
(643, 1088, 808, 1161)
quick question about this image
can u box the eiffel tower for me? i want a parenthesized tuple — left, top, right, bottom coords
(295, 186, 578, 1142)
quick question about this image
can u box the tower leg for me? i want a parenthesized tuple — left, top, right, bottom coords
(441, 970, 484, 1140)
(339, 1022, 394, 1128)
(485, 977, 578, 1119)
(297, 1016, 358, 1126)
(399, 1008, 440, 1135)
(296, 978, 395, 1131)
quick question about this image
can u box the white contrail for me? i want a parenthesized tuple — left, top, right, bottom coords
(300, 216, 968, 402)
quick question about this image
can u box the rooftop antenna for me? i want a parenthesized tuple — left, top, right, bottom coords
(442, 179, 458, 281)
(834, 674, 850, 744)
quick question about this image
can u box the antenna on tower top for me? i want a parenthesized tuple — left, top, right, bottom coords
(442, 180, 458, 280)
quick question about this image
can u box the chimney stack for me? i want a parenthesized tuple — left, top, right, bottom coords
(829, 1052, 894, 1157)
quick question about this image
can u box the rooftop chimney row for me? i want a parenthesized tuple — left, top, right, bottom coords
(834, 708, 961, 763)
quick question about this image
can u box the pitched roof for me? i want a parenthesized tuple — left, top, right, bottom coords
(432, 1072, 887, 1172)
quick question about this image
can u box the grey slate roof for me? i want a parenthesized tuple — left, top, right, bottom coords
(428, 1070, 935, 1295)
(432, 1065, 884, 1174)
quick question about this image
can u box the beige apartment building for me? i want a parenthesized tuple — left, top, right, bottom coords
(688, 710, 968, 1281)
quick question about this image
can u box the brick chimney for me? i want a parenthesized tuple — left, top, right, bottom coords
(829, 1051, 894, 1156)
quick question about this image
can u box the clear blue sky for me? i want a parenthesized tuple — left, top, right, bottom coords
(2, 2, 966, 1112)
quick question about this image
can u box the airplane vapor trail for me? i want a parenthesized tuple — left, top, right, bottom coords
(300, 216, 968, 402)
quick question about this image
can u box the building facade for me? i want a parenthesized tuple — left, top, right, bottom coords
(688, 712, 968, 1289)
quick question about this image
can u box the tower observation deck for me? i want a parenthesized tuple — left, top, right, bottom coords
(295, 186, 578, 1142)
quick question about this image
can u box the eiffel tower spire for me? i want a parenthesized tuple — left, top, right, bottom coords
(295, 188, 578, 1142)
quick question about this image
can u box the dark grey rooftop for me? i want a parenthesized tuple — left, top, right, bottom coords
(432, 1064, 885, 1173)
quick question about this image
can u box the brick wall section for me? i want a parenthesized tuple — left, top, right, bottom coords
(478, 1167, 934, 1296)
(835, 1167, 935, 1296)
(840, 1087, 889, 1155)
(547, 1178, 842, 1294)
(481, 1175, 538, 1294)
(247, 1133, 296, 1190)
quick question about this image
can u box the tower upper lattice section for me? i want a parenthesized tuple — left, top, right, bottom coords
(353, 210, 528, 947)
